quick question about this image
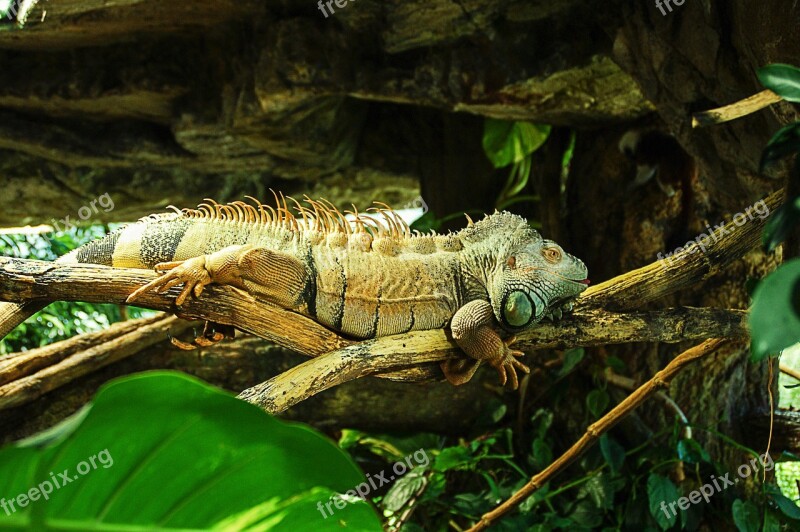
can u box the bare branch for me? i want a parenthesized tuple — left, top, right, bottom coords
(581, 190, 781, 311)
(0, 314, 192, 411)
(238, 307, 744, 413)
(691, 89, 783, 128)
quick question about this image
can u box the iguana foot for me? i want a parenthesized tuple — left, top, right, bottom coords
(449, 300, 531, 390)
(170, 321, 235, 350)
(127, 256, 212, 306)
(490, 335, 530, 389)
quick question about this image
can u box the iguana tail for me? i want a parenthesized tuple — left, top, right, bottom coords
(0, 227, 125, 342)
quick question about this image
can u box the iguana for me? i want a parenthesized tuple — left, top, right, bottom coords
(0, 195, 589, 389)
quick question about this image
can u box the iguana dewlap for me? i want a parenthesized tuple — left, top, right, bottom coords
(29, 196, 591, 388)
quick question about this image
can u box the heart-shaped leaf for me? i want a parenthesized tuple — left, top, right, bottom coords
(749, 259, 800, 361)
(758, 64, 800, 102)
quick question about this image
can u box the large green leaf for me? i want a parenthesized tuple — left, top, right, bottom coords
(482, 120, 551, 168)
(758, 64, 800, 102)
(0, 372, 381, 531)
(749, 259, 800, 361)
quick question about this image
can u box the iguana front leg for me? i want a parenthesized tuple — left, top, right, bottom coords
(442, 299, 530, 389)
(126, 244, 309, 308)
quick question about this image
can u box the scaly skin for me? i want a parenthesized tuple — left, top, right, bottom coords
(1, 197, 589, 388)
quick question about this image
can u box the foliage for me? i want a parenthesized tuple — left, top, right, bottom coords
(337, 351, 799, 530)
(482, 119, 550, 211)
(749, 63, 800, 361)
(0, 226, 155, 354)
(412, 120, 563, 232)
(0, 372, 381, 530)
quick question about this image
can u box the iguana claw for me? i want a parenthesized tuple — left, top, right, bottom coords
(126, 257, 212, 306)
(489, 335, 530, 390)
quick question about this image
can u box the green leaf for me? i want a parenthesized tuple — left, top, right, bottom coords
(483, 120, 551, 168)
(579, 473, 614, 511)
(586, 389, 610, 419)
(763, 508, 783, 532)
(530, 408, 554, 439)
(0, 372, 381, 531)
(559, 348, 585, 376)
(605, 356, 627, 374)
(531, 438, 553, 470)
(382, 468, 427, 513)
(647, 473, 679, 530)
(599, 434, 625, 475)
(732, 499, 760, 532)
(433, 446, 474, 472)
(749, 258, 800, 361)
(569, 498, 603, 527)
(758, 63, 800, 102)
(676, 439, 710, 465)
(763, 194, 800, 251)
(759, 122, 800, 171)
(767, 484, 800, 520)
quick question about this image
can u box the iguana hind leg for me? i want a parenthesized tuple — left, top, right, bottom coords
(170, 321, 235, 350)
(126, 244, 309, 308)
(443, 299, 530, 389)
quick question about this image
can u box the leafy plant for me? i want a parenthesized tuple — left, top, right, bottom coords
(482, 119, 551, 211)
(749, 63, 800, 361)
(0, 372, 381, 531)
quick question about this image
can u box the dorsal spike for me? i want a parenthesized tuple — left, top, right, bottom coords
(464, 213, 475, 227)
(230, 202, 245, 221)
(320, 198, 349, 235)
(288, 196, 310, 230)
(269, 189, 283, 222)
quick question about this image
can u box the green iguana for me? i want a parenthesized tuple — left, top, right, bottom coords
(0, 195, 589, 389)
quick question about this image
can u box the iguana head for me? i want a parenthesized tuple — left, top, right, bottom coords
(491, 238, 589, 331)
(460, 212, 589, 330)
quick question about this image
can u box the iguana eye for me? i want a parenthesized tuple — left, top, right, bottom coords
(502, 290, 533, 328)
(506, 256, 516, 269)
(542, 247, 561, 263)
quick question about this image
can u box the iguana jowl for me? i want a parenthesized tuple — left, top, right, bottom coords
(0, 196, 589, 389)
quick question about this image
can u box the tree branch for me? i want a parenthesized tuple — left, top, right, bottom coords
(467, 339, 727, 531)
(0, 189, 774, 410)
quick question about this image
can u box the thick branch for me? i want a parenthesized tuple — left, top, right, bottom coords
(581, 190, 782, 311)
(239, 307, 744, 413)
(0, 314, 191, 411)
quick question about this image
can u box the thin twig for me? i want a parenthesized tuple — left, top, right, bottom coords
(466, 339, 726, 532)
(780, 363, 800, 382)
